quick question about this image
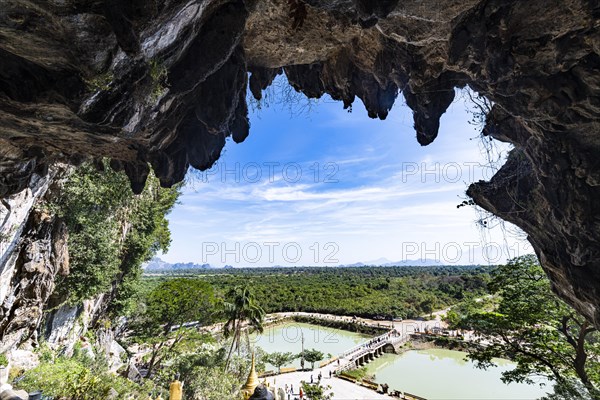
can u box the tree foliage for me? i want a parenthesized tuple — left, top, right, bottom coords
(49, 161, 179, 308)
(156, 343, 250, 400)
(300, 348, 324, 370)
(458, 255, 600, 396)
(127, 278, 216, 377)
(146, 265, 491, 319)
(219, 285, 265, 370)
(301, 381, 333, 400)
(444, 295, 496, 330)
(126, 278, 267, 393)
(265, 351, 297, 373)
(16, 356, 158, 399)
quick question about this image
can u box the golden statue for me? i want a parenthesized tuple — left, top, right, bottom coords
(241, 352, 259, 399)
(170, 378, 183, 400)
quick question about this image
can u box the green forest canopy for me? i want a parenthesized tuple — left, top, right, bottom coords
(142, 265, 492, 319)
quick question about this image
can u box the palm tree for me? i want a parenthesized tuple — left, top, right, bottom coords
(221, 285, 265, 370)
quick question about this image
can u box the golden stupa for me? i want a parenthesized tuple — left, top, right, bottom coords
(241, 352, 259, 399)
(170, 379, 183, 400)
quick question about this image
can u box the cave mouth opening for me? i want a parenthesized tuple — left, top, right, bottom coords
(158, 79, 525, 269)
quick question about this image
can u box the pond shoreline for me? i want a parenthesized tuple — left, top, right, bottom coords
(361, 348, 550, 400)
(256, 317, 458, 399)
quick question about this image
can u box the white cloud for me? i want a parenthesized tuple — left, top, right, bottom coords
(161, 89, 525, 267)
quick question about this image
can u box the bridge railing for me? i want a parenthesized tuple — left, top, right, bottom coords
(338, 344, 366, 359)
(338, 331, 390, 358)
(389, 334, 408, 346)
(335, 331, 405, 374)
(335, 344, 385, 373)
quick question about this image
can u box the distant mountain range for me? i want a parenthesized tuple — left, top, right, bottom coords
(341, 258, 442, 267)
(145, 256, 443, 270)
(144, 257, 213, 271)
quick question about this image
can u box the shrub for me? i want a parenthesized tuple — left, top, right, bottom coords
(342, 367, 368, 381)
(15, 358, 158, 400)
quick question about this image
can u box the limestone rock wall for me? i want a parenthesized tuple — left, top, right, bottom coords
(0, 1, 599, 327)
(0, 208, 69, 353)
(0, 170, 124, 353)
(0, 169, 63, 352)
(43, 296, 106, 355)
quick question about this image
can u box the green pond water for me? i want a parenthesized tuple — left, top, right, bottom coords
(365, 349, 551, 400)
(253, 323, 551, 398)
(250, 322, 370, 370)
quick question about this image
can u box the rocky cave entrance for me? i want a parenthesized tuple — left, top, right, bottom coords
(0, 0, 599, 329)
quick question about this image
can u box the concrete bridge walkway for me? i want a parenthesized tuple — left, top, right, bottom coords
(335, 331, 408, 374)
(265, 330, 408, 400)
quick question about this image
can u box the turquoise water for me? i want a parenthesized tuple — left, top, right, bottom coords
(250, 322, 370, 370)
(365, 349, 551, 399)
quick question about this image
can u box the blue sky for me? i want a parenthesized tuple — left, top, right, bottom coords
(161, 78, 532, 267)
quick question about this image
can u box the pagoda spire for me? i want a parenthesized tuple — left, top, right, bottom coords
(241, 351, 259, 399)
